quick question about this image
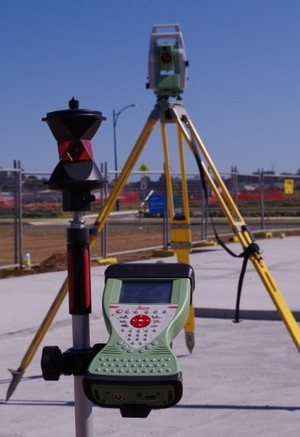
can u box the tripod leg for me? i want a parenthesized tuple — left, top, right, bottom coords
(176, 112, 300, 352)
(6, 277, 68, 401)
(175, 122, 195, 353)
(160, 120, 195, 353)
(92, 118, 157, 230)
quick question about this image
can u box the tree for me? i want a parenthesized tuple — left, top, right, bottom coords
(138, 164, 149, 172)
(23, 175, 45, 192)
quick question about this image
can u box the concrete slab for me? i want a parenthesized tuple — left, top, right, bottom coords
(1, 235, 300, 436)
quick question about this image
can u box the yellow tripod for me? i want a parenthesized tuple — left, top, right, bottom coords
(6, 96, 300, 401)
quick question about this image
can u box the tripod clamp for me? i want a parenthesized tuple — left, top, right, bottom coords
(41, 344, 105, 380)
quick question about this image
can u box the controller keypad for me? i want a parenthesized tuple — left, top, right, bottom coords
(109, 304, 178, 349)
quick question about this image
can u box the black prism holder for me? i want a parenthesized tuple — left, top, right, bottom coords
(42, 98, 106, 437)
(43, 97, 106, 211)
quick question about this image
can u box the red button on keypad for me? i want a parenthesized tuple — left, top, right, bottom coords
(130, 314, 152, 328)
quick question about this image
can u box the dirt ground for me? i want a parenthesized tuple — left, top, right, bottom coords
(0, 216, 171, 278)
(0, 218, 203, 278)
(33, 249, 156, 274)
(0, 251, 159, 278)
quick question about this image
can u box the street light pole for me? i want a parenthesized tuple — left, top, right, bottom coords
(113, 103, 136, 177)
(112, 103, 136, 210)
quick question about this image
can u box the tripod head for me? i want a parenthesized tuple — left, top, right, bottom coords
(43, 98, 106, 211)
(146, 24, 189, 98)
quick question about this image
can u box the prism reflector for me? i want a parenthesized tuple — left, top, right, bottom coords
(58, 139, 93, 162)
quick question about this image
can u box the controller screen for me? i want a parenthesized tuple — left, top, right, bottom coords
(119, 281, 172, 304)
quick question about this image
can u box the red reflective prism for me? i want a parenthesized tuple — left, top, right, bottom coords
(58, 139, 93, 162)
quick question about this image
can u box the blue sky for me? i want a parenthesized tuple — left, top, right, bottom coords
(0, 0, 300, 175)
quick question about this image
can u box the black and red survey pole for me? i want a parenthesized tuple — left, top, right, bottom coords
(42, 98, 106, 437)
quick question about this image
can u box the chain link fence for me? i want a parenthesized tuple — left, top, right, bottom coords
(1, 162, 300, 269)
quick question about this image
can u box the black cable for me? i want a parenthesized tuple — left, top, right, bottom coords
(181, 116, 260, 322)
(232, 242, 260, 322)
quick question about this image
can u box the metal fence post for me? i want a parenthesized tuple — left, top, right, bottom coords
(233, 171, 238, 204)
(259, 170, 265, 230)
(201, 180, 208, 240)
(13, 160, 23, 267)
